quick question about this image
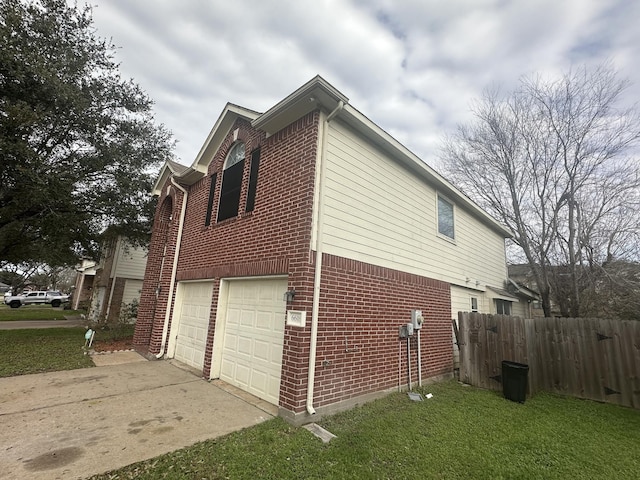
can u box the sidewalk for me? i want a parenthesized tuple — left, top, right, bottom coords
(0, 317, 86, 330)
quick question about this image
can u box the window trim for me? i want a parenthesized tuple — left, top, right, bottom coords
(436, 193, 455, 241)
(216, 142, 246, 222)
(495, 299, 512, 315)
(245, 147, 260, 213)
(470, 297, 478, 312)
(204, 172, 218, 226)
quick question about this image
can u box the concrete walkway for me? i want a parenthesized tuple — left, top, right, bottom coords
(0, 317, 86, 330)
(0, 355, 277, 479)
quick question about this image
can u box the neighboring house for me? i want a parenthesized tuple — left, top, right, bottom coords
(85, 236, 148, 323)
(134, 76, 530, 423)
(507, 264, 546, 317)
(72, 258, 97, 310)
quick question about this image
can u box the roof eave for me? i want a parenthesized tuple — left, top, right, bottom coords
(252, 75, 349, 134)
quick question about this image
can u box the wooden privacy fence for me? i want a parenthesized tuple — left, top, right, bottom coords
(457, 312, 640, 409)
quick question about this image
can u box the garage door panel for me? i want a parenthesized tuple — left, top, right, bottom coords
(219, 278, 286, 405)
(253, 339, 270, 362)
(235, 364, 250, 386)
(240, 309, 254, 327)
(238, 336, 252, 357)
(173, 282, 213, 370)
(250, 370, 268, 393)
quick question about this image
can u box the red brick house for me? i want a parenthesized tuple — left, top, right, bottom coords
(134, 76, 519, 423)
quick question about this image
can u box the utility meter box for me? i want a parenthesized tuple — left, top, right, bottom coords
(411, 309, 424, 330)
(406, 322, 414, 336)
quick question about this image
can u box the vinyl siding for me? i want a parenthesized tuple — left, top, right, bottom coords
(320, 120, 507, 289)
(450, 285, 488, 319)
(113, 242, 148, 280)
(122, 279, 143, 305)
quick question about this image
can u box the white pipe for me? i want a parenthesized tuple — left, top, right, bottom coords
(407, 336, 412, 390)
(74, 273, 85, 310)
(417, 329, 422, 387)
(104, 238, 122, 321)
(156, 177, 188, 359)
(307, 100, 344, 415)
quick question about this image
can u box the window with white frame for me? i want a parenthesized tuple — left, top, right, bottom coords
(437, 194, 455, 240)
(470, 297, 478, 312)
(495, 299, 512, 315)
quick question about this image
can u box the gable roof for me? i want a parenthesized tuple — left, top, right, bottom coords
(152, 159, 190, 196)
(155, 75, 510, 237)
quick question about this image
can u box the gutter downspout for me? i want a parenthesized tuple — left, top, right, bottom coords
(104, 238, 122, 321)
(307, 100, 344, 415)
(156, 176, 188, 359)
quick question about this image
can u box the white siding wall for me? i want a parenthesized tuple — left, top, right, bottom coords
(451, 284, 531, 320)
(320, 120, 508, 289)
(122, 279, 143, 305)
(451, 285, 487, 319)
(114, 241, 148, 280)
(509, 298, 530, 318)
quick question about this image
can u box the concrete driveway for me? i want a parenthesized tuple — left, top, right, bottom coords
(0, 355, 277, 479)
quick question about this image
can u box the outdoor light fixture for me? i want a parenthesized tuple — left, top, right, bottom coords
(284, 288, 296, 303)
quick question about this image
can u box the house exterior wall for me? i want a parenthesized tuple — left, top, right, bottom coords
(321, 120, 508, 290)
(135, 194, 179, 351)
(113, 244, 147, 280)
(86, 237, 148, 323)
(135, 81, 514, 419)
(311, 254, 452, 410)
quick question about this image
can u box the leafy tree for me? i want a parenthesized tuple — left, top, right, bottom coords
(0, 0, 174, 267)
(441, 64, 640, 317)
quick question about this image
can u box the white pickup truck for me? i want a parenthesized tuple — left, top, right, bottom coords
(4, 290, 70, 308)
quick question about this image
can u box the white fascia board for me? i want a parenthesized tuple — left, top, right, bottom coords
(252, 75, 349, 135)
(152, 161, 184, 196)
(186, 103, 261, 181)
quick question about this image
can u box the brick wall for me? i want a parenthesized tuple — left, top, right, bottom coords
(280, 253, 453, 413)
(105, 277, 126, 323)
(136, 112, 321, 358)
(134, 194, 179, 352)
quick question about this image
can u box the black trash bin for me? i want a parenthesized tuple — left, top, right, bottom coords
(502, 360, 529, 403)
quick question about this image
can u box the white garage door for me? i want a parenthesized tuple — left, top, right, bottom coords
(173, 282, 213, 370)
(220, 278, 287, 405)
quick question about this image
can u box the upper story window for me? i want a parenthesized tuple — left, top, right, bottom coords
(217, 142, 245, 222)
(437, 194, 455, 240)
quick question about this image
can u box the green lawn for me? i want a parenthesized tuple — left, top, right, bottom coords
(0, 327, 94, 376)
(1, 325, 637, 479)
(0, 304, 84, 321)
(88, 381, 640, 480)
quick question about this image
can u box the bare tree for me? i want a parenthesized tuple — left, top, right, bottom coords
(441, 64, 640, 317)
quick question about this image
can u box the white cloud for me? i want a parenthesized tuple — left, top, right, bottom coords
(87, 0, 640, 166)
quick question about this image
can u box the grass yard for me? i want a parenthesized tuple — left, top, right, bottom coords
(89, 380, 640, 480)
(0, 327, 94, 376)
(0, 325, 136, 377)
(0, 304, 84, 321)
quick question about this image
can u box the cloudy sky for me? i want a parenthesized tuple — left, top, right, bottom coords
(86, 0, 640, 168)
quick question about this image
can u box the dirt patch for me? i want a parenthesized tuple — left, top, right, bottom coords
(92, 337, 134, 352)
